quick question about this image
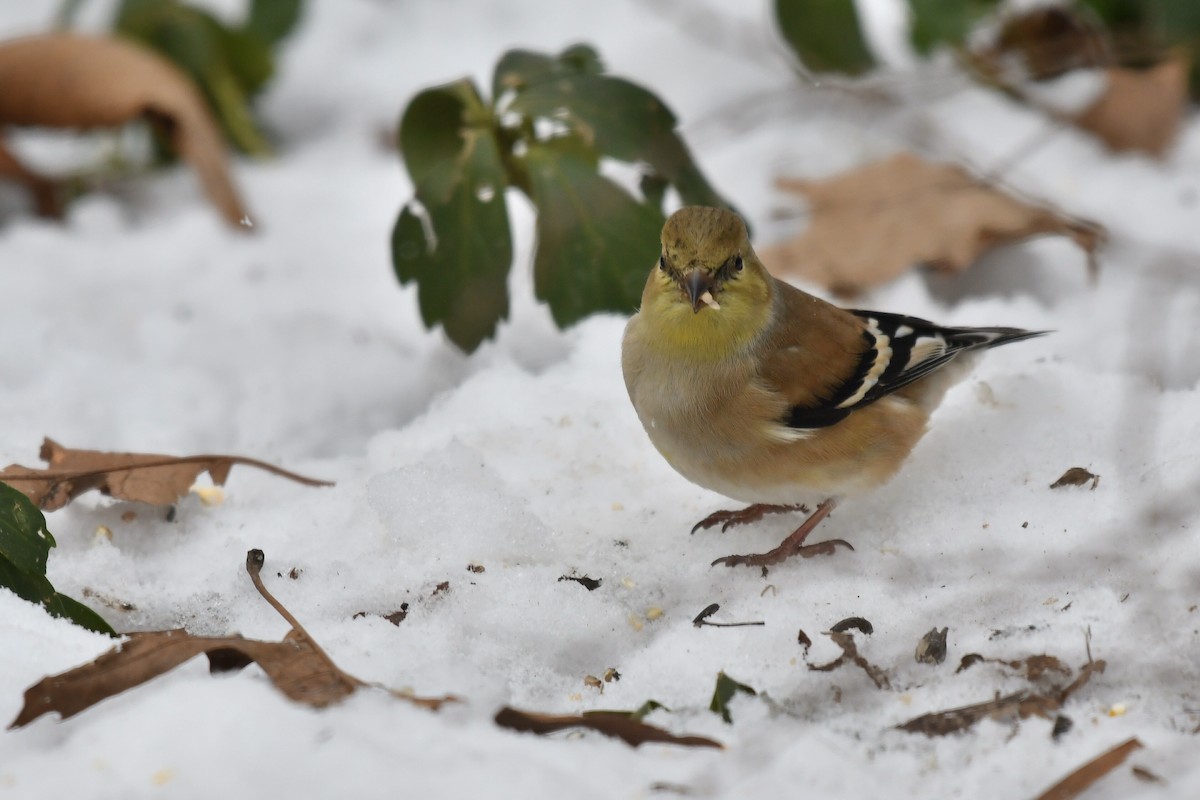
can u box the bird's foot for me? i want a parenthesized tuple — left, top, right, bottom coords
(710, 497, 849, 569)
(690, 502, 809, 534)
(711, 538, 854, 569)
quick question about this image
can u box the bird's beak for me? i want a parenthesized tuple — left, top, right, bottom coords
(683, 270, 719, 313)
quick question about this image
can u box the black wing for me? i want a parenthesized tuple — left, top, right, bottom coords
(785, 310, 1047, 430)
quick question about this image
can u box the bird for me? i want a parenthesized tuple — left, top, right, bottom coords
(621, 206, 1046, 569)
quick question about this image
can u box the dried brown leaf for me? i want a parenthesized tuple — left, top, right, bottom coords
(494, 707, 722, 749)
(0, 437, 332, 510)
(9, 550, 453, 728)
(1075, 59, 1188, 158)
(10, 630, 359, 728)
(1050, 467, 1100, 490)
(0, 34, 249, 227)
(762, 153, 1103, 295)
(1034, 737, 1144, 800)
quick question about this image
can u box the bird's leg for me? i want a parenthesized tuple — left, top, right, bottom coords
(711, 498, 852, 568)
(690, 503, 810, 534)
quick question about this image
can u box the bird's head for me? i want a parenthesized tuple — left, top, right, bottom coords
(639, 206, 773, 353)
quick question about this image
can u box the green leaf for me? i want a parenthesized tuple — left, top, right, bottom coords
(1078, 0, 1155, 30)
(491, 44, 602, 99)
(217, 22, 275, 98)
(0, 482, 52, 576)
(507, 70, 730, 210)
(115, 0, 275, 155)
(392, 80, 513, 353)
(583, 700, 669, 720)
(909, 0, 1001, 55)
(523, 137, 663, 328)
(42, 593, 118, 636)
(245, 0, 304, 45)
(774, 0, 876, 75)
(708, 671, 757, 723)
(0, 483, 114, 636)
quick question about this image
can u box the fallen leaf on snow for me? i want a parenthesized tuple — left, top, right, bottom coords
(0, 34, 250, 227)
(494, 707, 721, 749)
(1074, 58, 1188, 158)
(10, 550, 453, 728)
(1050, 466, 1100, 490)
(0, 437, 333, 511)
(761, 153, 1104, 295)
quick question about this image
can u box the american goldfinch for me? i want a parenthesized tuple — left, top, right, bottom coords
(621, 206, 1046, 569)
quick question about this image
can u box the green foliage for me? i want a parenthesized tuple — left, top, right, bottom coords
(774, 0, 876, 75)
(113, 0, 305, 155)
(584, 699, 669, 720)
(910, 0, 1002, 55)
(393, 80, 513, 353)
(708, 671, 757, 723)
(0, 482, 115, 636)
(391, 45, 737, 352)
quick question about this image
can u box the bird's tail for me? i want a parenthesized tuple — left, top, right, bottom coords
(943, 327, 1051, 351)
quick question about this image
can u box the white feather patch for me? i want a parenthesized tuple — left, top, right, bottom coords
(763, 423, 814, 442)
(837, 318, 892, 409)
(905, 336, 947, 370)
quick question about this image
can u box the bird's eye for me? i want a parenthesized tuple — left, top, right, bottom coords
(658, 256, 667, 271)
(734, 256, 744, 271)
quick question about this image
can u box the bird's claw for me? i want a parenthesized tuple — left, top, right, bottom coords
(690, 503, 809, 535)
(711, 538, 854, 569)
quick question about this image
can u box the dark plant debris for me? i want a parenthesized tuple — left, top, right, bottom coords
(558, 574, 602, 591)
(915, 627, 949, 665)
(830, 616, 873, 635)
(807, 631, 890, 689)
(603, 668, 621, 683)
(1051, 714, 1073, 740)
(1032, 737, 1143, 800)
(431, 581, 450, 597)
(989, 624, 1040, 640)
(954, 653, 1070, 682)
(467, 563, 485, 574)
(797, 629, 812, 654)
(1050, 467, 1100, 490)
(1130, 765, 1166, 785)
(899, 654, 1105, 737)
(494, 707, 720, 749)
(692, 603, 764, 629)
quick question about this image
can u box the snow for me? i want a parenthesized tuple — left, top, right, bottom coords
(2, 1, 1199, 798)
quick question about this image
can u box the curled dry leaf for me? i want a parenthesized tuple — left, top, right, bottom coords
(10, 550, 453, 729)
(0, 34, 249, 227)
(494, 707, 722, 749)
(807, 631, 890, 690)
(0, 437, 333, 511)
(761, 153, 1104, 296)
(915, 627, 949, 665)
(1074, 58, 1188, 158)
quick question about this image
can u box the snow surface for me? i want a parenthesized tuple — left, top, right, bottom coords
(2, 2, 1199, 798)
